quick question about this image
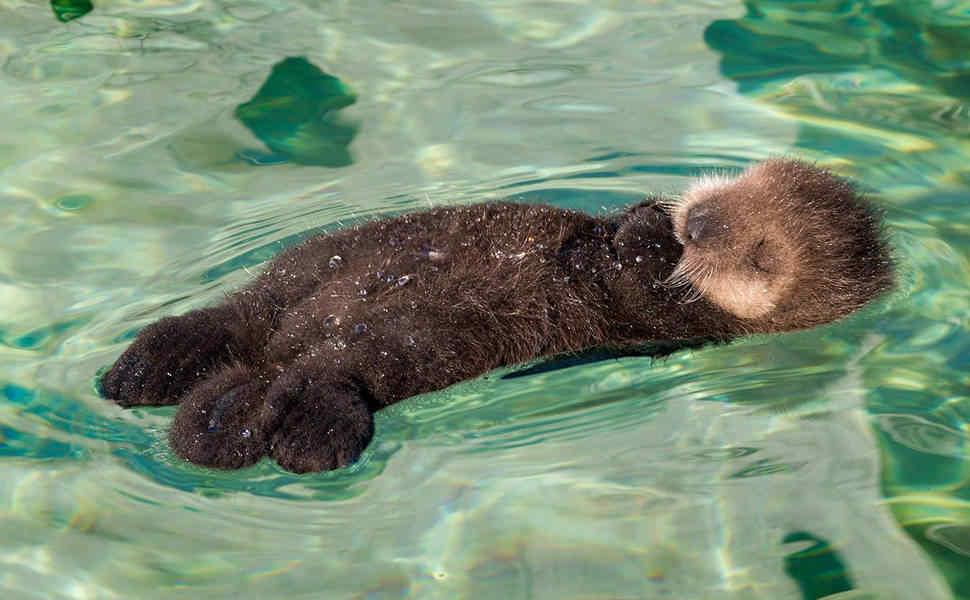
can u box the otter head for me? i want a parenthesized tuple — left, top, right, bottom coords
(668, 159, 894, 332)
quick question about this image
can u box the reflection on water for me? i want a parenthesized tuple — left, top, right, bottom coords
(782, 531, 854, 600)
(705, 0, 970, 99)
(51, 0, 93, 23)
(234, 57, 359, 167)
(705, 0, 970, 189)
(0, 0, 967, 597)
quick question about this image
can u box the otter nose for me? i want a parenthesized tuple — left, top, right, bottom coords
(685, 210, 709, 242)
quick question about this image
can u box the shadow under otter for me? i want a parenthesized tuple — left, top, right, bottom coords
(100, 159, 894, 473)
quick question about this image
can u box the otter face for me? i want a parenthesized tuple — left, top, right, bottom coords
(667, 159, 894, 331)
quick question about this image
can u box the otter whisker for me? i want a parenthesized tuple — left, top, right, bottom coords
(679, 285, 703, 304)
(664, 256, 705, 288)
(656, 196, 683, 214)
(664, 271, 691, 289)
(679, 263, 715, 304)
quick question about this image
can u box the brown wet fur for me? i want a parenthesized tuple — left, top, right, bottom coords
(100, 159, 894, 473)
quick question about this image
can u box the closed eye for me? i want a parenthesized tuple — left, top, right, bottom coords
(750, 239, 772, 273)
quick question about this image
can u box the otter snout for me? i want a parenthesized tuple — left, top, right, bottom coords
(685, 209, 709, 242)
(683, 206, 724, 245)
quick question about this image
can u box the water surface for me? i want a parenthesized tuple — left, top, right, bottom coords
(0, 0, 968, 598)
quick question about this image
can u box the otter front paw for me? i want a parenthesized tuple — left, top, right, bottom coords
(100, 307, 237, 407)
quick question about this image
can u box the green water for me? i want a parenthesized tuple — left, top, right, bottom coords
(0, 0, 967, 598)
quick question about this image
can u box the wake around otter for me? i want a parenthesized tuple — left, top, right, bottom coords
(100, 159, 894, 473)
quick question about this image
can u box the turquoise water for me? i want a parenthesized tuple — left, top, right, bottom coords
(0, 0, 968, 598)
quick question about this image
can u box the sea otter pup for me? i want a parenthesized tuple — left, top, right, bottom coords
(99, 159, 894, 473)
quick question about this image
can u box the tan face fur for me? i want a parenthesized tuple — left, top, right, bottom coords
(665, 159, 893, 329)
(666, 165, 795, 319)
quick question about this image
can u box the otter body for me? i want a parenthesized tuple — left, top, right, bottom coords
(101, 159, 894, 473)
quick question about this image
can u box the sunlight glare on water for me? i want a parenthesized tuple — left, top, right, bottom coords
(0, 0, 968, 598)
